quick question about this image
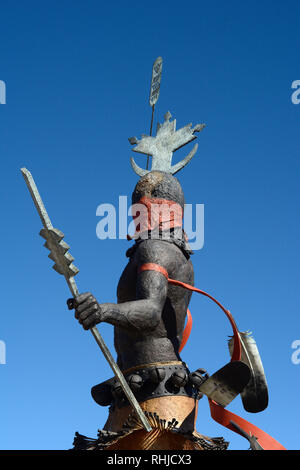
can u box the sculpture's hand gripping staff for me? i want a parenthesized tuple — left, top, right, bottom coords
(21, 168, 152, 433)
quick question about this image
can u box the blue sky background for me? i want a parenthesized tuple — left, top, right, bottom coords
(0, 1, 299, 450)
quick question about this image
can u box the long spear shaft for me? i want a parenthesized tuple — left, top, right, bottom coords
(146, 57, 163, 170)
(21, 168, 152, 433)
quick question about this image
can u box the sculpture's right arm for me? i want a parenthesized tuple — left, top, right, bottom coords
(71, 241, 168, 333)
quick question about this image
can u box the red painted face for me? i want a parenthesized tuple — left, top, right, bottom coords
(130, 196, 183, 239)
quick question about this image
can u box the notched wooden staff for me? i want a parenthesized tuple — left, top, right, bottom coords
(21, 167, 152, 433)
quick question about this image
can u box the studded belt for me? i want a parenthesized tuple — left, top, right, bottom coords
(91, 361, 201, 409)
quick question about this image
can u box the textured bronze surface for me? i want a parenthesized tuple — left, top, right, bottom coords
(104, 395, 198, 434)
(92, 362, 198, 408)
(105, 428, 201, 450)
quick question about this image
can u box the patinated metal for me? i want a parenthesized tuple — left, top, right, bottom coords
(197, 361, 251, 408)
(21, 55, 281, 450)
(149, 56, 163, 107)
(91, 362, 200, 409)
(147, 57, 163, 170)
(21, 168, 152, 433)
(129, 111, 205, 176)
(228, 331, 269, 412)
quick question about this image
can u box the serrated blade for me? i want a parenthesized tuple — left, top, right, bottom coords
(21, 167, 152, 433)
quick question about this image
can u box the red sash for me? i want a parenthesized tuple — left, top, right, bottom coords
(138, 262, 286, 450)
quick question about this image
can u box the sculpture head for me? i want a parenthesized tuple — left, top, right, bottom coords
(132, 171, 185, 208)
(129, 172, 192, 257)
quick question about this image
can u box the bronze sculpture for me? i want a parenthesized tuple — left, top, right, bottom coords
(22, 57, 286, 451)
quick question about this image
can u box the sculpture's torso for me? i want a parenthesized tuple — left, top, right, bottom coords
(115, 239, 194, 371)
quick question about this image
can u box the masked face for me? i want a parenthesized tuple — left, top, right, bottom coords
(130, 195, 183, 239)
(128, 172, 192, 257)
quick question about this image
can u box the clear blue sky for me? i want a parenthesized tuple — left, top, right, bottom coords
(0, 1, 299, 450)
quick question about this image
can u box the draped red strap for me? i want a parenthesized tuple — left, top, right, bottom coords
(138, 262, 286, 450)
(179, 308, 192, 353)
(167, 278, 241, 361)
(138, 263, 194, 354)
(138, 263, 240, 359)
(208, 399, 286, 450)
(139, 263, 169, 279)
